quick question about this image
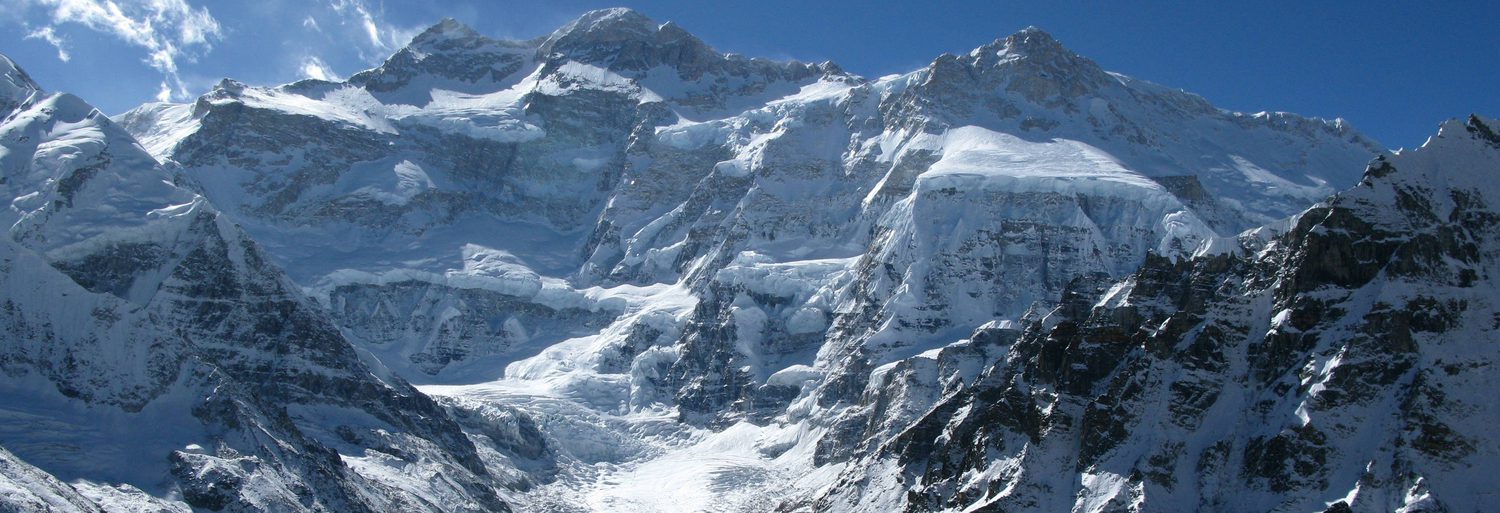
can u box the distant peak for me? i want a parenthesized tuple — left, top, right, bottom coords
(545, 7, 658, 44)
(576, 7, 654, 29)
(213, 78, 247, 95)
(538, 7, 717, 70)
(971, 26, 1074, 63)
(1004, 27, 1065, 52)
(981, 27, 1110, 83)
(916, 26, 1115, 104)
(411, 17, 484, 47)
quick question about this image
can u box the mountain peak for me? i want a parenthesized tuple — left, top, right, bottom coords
(1, 53, 42, 114)
(1004, 26, 1065, 52)
(537, 7, 717, 71)
(1423, 114, 1500, 152)
(542, 7, 658, 49)
(564, 8, 655, 33)
(412, 17, 484, 46)
(916, 27, 1112, 104)
(971, 26, 1081, 67)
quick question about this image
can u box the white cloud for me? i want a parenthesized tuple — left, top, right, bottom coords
(302, 15, 320, 32)
(329, 0, 386, 50)
(21, 0, 223, 101)
(154, 80, 172, 102)
(299, 56, 338, 81)
(327, 0, 419, 63)
(24, 25, 70, 62)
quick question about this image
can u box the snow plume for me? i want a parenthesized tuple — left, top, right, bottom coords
(327, 0, 420, 64)
(20, 0, 221, 101)
(299, 55, 339, 81)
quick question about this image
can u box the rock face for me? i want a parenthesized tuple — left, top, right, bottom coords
(815, 116, 1500, 512)
(325, 277, 619, 379)
(12, 6, 1492, 513)
(0, 56, 525, 513)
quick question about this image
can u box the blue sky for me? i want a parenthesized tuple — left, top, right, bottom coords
(2, 0, 1495, 149)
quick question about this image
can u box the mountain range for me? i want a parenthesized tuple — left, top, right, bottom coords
(1, 8, 1493, 513)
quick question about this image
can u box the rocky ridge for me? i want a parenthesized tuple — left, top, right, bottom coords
(813, 115, 1500, 512)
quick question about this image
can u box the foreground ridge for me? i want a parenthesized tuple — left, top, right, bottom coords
(815, 115, 1500, 512)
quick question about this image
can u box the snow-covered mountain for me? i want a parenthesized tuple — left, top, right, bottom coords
(114, 10, 1378, 388)
(0, 53, 523, 513)
(4, 6, 1492, 513)
(813, 114, 1500, 512)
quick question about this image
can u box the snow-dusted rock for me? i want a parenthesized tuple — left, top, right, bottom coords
(0, 54, 518, 513)
(815, 116, 1500, 512)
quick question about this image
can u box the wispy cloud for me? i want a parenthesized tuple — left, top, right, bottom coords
(20, 0, 222, 100)
(325, 0, 420, 64)
(299, 55, 338, 81)
(24, 25, 70, 62)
